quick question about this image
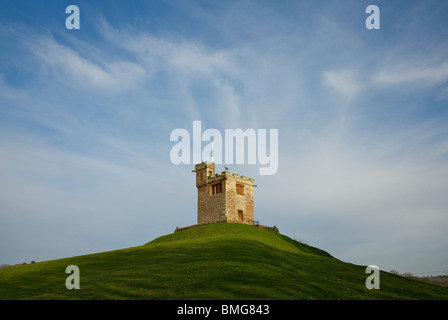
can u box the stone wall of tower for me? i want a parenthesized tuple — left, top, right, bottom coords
(225, 176, 255, 224)
(197, 182, 226, 224)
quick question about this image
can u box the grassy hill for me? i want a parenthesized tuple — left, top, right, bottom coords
(1, 223, 447, 299)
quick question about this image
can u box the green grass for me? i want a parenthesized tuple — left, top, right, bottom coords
(1, 223, 447, 299)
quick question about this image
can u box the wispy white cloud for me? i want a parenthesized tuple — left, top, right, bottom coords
(28, 35, 145, 91)
(323, 69, 364, 101)
(373, 61, 448, 88)
(96, 22, 245, 125)
(323, 59, 448, 106)
(97, 19, 311, 128)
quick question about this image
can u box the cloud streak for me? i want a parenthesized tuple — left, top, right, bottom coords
(373, 61, 448, 88)
(29, 35, 146, 91)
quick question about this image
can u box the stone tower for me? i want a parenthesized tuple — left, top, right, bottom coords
(192, 161, 256, 225)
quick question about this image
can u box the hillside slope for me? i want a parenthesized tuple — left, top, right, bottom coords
(1, 223, 447, 299)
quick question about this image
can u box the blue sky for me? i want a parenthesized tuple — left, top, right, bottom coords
(1, 0, 448, 276)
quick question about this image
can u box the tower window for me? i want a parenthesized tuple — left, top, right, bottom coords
(236, 183, 244, 195)
(210, 182, 222, 195)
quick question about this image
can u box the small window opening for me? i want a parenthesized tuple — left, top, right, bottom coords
(210, 182, 222, 195)
(236, 183, 244, 195)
